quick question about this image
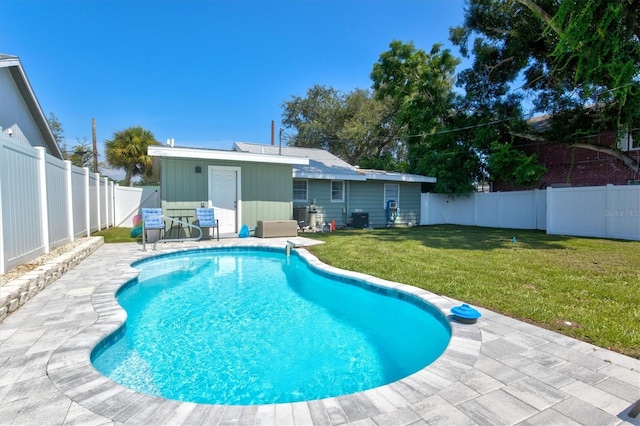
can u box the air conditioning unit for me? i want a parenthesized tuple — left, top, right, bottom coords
(351, 212, 369, 229)
(293, 207, 307, 227)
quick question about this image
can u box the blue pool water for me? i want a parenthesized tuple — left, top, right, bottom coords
(92, 248, 451, 405)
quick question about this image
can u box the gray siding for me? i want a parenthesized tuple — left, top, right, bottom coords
(294, 179, 348, 226)
(160, 158, 293, 229)
(0, 68, 48, 151)
(349, 181, 422, 227)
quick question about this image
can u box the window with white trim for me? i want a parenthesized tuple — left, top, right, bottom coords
(384, 183, 399, 207)
(619, 129, 640, 151)
(630, 129, 640, 150)
(331, 180, 344, 202)
(293, 180, 308, 201)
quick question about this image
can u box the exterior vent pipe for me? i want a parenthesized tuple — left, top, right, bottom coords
(271, 120, 275, 146)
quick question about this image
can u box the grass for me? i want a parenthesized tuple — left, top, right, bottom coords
(307, 225, 640, 359)
(93, 227, 139, 243)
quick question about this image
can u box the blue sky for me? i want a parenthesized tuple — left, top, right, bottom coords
(2, 0, 466, 154)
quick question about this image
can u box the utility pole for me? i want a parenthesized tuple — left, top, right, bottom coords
(92, 118, 98, 173)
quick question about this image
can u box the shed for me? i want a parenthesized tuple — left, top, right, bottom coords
(148, 145, 309, 234)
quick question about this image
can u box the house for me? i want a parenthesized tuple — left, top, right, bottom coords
(0, 54, 63, 159)
(493, 115, 640, 191)
(233, 142, 436, 229)
(147, 145, 309, 234)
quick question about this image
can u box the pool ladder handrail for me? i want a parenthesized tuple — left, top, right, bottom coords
(142, 214, 203, 251)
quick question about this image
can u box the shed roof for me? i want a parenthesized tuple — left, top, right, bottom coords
(234, 142, 366, 181)
(148, 145, 309, 166)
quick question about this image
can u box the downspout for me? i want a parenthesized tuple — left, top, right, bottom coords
(345, 180, 350, 226)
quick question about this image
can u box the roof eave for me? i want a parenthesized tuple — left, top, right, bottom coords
(148, 146, 309, 165)
(293, 170, 368, 181)
(3, 57, 64, 159)
(363, 173, 437, 183)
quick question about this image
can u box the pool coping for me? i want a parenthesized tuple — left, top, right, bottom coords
(46, 241, 482, 424)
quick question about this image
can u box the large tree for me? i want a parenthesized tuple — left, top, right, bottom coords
(281, 85, 406, 170)
(370, 41, 500, 193)
(105, 126, 160, 186)
(450, 0, 640, 176)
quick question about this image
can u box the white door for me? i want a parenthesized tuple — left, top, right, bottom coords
(208, 166, 240, 234)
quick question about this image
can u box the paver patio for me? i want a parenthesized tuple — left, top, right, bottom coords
(0, 238, 638, 425)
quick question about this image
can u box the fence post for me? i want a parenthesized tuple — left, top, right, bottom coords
(496, 191, 501, 229)
(546, 187, 553, 235)
(421, 193, 429, 225)
(108, 180, 114, 227)
(84, 167, 90, 237)
(605, 184, 614, 239)
(0, 129, 5, 274)
(533, 189, 539, 229)
(64, 160, 74, 243)
(102, 176, 109, 229)
(35, 147, 50, 253)
(95, 172, 101, 232)
(472, 192, 478, 226)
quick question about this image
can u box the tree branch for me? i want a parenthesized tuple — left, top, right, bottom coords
(572, 143, 640, 174)
(511, 132, 547, 142)
(486, 56, 515, 77)
(516, 0, 563, 37)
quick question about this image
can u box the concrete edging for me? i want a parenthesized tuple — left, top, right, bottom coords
(0, 236, 104, 322)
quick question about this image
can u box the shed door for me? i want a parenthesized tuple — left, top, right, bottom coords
(208, 166, 241, 234)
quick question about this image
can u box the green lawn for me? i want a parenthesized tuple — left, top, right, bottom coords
(306, 225, 640, 359)
(93, 227, 138, 243)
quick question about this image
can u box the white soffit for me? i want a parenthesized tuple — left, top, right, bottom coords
(363, 170, 437, 183)
(148, 146, 309, 165)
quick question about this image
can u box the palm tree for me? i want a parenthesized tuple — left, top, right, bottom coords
(105, 126, 160, 186)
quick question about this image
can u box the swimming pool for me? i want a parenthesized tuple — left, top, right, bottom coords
(91, 247, 451, 405)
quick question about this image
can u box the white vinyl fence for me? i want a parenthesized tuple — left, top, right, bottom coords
(114, 186, 160, 228)
(547, 185, 640, 241)
(1, 134, 159, 274)
(421, 185, 640, 241)
(421, 189, 547, 230)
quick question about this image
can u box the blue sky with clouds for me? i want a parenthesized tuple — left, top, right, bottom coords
(1, 0, 466, 153)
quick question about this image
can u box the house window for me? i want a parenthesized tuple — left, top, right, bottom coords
(384, 183, 399, 207)
(630, 129, 640, 150)
(331, 181, 344, 202)
(293, 180, 308, 201)
(620, 129, 640, 151)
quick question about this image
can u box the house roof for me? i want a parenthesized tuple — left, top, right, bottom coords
(233, 142, 366, 181)
(148, 145, 309, 166)
(360, 169, 437, 183)
(0, 54, 64, 159)
(233, 142, 436, 183)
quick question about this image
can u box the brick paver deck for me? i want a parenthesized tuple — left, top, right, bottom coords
(1, 238, 638, 425)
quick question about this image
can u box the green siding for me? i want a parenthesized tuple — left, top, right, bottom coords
(160, 158, 293, 229)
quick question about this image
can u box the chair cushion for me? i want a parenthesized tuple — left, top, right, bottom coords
(142, 208, 164, 229)
(195, 208, 217, 227)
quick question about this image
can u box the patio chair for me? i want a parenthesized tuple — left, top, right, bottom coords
(141, 208, 165, 242)
(195, 207, 219, 241)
